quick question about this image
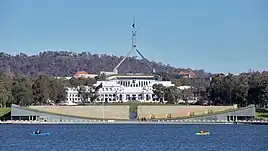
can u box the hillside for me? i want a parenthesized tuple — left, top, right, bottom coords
(0, 51, 206, 77)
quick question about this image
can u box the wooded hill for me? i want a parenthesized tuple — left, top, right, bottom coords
(0, 51, 206, 77)
(0, 51, 267, 108)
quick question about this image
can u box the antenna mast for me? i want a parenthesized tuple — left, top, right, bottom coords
(132, 17, 137, 50)
(112, 17, 137, 74)
(111, 17, 155, 74)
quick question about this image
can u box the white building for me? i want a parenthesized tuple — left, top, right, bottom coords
(64, 74, 174, 104)
(65, 86, 93, 104)
(64, 19, 175, 104)
(93, 74, 174, 103)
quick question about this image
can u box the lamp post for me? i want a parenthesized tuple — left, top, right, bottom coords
(102, 100, 104, 120)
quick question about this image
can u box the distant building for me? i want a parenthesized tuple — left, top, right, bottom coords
(178, 70, 196, 78)
(54, 71, 98, 80)
(74, 71, 98, 79)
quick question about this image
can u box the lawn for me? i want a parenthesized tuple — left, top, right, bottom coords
(256, 108, 268, 119)
(0, 108, 11, 117)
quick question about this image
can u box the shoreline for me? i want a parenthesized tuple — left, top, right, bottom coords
(1, 120, 268, 125)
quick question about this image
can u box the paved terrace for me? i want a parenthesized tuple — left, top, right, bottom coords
(1, 119, 268, 125)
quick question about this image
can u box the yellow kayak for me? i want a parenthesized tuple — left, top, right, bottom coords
(196, 132, 210, 136)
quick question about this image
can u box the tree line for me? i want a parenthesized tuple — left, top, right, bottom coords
(153, 71, 268, 108)
(1, 71, 267, 108)
(0, 72, 99, 107)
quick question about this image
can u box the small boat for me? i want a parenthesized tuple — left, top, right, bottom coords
(196, 132, 210, 136)
(30, 132, 51, 136)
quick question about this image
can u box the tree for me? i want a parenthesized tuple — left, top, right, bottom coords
(90, 83, 103, 103)
(0, 86, 10, 107)
(32, 75, 50, 105)
(181, 88, 193, 105)
(48, 79, 67, 104)
(247, 73, 268, 108)
(164, 86, 182, 104)
(77, 85, 91, 103)
(153, 84, 182, 104)
(0, 51, 206, 77)
(12, 80, 33, 106)
(0, 73, 13, 107)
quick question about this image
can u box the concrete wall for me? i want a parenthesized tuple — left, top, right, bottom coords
(138, 105, 235, 119)
(11, 105, 89, 121)
(187, 105, 256, 121)
(28, 105, 129, 120)
(11, 104, 255, 121)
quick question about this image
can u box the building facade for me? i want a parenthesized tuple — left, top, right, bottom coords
(65, 75, 174, 104)
(94, 75, 174, 103)
(65, 86, 93, 104)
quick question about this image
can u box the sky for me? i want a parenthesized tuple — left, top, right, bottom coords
(0, 0, 267, 74)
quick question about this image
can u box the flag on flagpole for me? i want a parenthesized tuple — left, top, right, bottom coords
(132, 17, 135, 28)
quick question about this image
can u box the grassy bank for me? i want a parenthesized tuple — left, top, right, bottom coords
(21, 106, 129, 121)
(0, 108, 11, 117)
(256, 108, 268, 119)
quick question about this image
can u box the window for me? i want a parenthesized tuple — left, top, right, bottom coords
(146, 94, 150, 101)
(132, 94, 136, 101)
(126, 94, 130, 100)
(138, 94, 143, 100)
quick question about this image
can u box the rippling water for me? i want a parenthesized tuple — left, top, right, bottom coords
(0, 124, 267, 151)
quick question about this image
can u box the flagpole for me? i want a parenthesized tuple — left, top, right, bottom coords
(132, 17, 136, 49)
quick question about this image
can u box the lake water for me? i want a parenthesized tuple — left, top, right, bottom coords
(0, 124, 267, 151)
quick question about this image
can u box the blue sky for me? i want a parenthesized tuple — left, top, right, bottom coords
(0, 0, 267, 74)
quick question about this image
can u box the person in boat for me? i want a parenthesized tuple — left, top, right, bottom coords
(35, 129, 41, 134)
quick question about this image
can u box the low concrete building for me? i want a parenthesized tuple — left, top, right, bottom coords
(11, 104, 130, 121)
(11, 104, 256, 122)
(186, 105, 256, 121)
(11, 105, 88, 121)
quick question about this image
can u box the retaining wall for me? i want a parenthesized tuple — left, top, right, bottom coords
(11, 105, 88, 121)
(28, 105, 130, 120)
(137, 105, 235, 119)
